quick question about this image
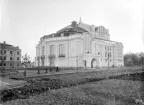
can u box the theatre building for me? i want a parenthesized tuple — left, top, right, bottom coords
(36, 20, 124, 68)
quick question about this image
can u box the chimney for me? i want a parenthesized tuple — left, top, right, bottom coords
(3, 41, 6, 44)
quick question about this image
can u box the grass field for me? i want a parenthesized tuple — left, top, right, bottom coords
(1, 67, 144, 105)
(3, 79, 144, 105)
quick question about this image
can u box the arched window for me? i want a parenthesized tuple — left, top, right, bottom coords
(59, 44, 65, 56)
(50, 45, 55, 55)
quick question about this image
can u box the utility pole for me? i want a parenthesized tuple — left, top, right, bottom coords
(76, 55, 78, 72)
(37, 56, 40, 74)
(67, 33, 70, 67)
(108, 52, 110, 69)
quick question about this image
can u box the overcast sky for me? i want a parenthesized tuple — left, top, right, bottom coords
(0, 0, 144, 61)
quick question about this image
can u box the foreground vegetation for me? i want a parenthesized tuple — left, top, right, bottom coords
(0, 67, 144, 104)
(2, 79, 144, 105)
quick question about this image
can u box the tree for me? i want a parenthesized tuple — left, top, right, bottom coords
(124, 52, 144, 67)
(138, 52, 144, 66)
(22, 53, 31, 77)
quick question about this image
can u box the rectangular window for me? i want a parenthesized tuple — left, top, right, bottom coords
(105, 46, 107, 51)
(59, 44, 65, 57)
(10, 63, 12, 66)
(17, 51, 19, 55)
(17, 63, 19, 66)
(105, 52, 107, 57)
(17, 57, 19, 61)
(0, 50, 2, 54)
(109, 52, 111, 58)
(50, 45, 55, 55)
(0, 56, 2, 60)
(10, 51, 13, 54)
(10, 57, 13, 60)
(4, 50, 6, 54)
(4, 63, 6, 66)
(4, 56, 6, 60)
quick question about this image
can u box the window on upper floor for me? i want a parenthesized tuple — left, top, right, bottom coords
(4, 56, 6, 60)
(0, 50, 2, 54)
(42, 46, 45, 55)
(0, 56, 2, 60)
(10, 57, 13, 60)
(10, 51, 13, 54)
(4, 63, 6, 66)
(109, 52, 112, 58)
(105, 46, 107, 51)
(4, 50, 6, 54)
(10, 63, 12, 66)
(108, 46, 110, 51)
(108, 52, 111, 58)
(17, 51, 19, 55)
(17, 57, 19, 61)
(50, 45, 55, 55)
(105, 52, 107, 57)
(59, 44, 65, 57)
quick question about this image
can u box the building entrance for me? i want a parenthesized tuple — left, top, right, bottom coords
(91, 58, 97, 68)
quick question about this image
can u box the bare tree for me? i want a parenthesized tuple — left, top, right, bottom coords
(22, 53, 31, 77)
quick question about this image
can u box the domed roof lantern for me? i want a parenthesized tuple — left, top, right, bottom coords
(71, 21, 77, 27)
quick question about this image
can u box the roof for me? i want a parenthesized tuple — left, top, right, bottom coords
(78, 22, 92, 32)
(0, 42, 20, 50)
(57, 25, 87, 33)
(40, 22, 88, 40)
(40, 20, 109, 40)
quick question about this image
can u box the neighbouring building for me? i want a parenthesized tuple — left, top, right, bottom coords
(0, 41, 21, 69)
(36, 20, 124, 68)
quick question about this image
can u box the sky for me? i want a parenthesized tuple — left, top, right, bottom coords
(0, 0, 144, 61)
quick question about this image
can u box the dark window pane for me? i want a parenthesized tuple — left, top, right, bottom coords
(10, 57, 13, 60)
(4, 50, 6, 54)
(10, 51, 13, 54)
(4, 56, 6, 60)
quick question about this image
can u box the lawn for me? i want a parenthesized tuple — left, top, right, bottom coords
(1, 67, 144, 104)
(3, 79, 144, 105)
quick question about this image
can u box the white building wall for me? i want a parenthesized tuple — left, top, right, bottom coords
(36, 25, 124, 68)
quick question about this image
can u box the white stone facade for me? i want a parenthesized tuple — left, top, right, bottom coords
(36, 20, 124, 68)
